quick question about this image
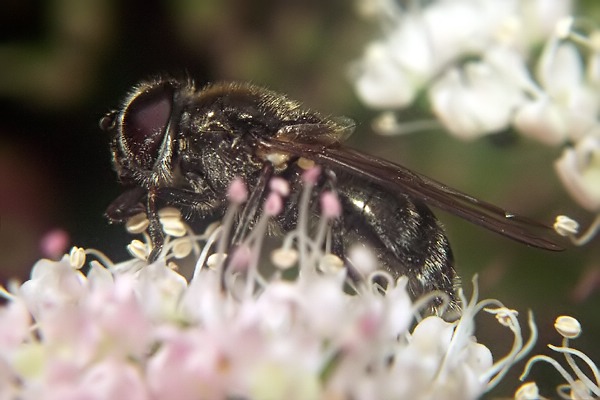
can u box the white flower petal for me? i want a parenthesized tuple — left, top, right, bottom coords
(485, 47, 540, 95)
(538, 41, 583, 96)
(563, 86, 600, 141)
(514, 99, 568, 145)
(430, 59, 525, 139)
(352, 42, 419, 108)
(519, 0, 573, 45)
(387, 17, 435, 78)
(87, 260, 115, 290)
(410, 316, 454, 355)
(555, 135, 600, 212)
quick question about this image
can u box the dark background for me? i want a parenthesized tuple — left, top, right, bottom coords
(1, 0, 598, 397)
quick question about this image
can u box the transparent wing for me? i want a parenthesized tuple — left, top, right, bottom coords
(274, 116, 355, 145)
(259, 137, 563, 251)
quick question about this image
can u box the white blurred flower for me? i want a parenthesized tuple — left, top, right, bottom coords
(352, 0, 572, 112)
(354, 0, 512, 107)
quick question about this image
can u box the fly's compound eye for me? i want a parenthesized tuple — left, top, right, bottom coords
(121, 82, 175, 169)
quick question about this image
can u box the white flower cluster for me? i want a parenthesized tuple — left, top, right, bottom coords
(0, 177, 537, 399)
(352, 0, 600, 240)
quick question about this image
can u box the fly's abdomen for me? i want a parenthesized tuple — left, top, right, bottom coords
(336, 177, 458, 307)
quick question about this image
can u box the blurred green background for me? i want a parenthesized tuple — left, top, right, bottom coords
(0, 0, 598, 397)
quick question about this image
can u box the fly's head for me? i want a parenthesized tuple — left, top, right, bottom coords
(100, 77, 195, 189)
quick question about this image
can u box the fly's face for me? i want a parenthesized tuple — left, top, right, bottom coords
(100, 78, 195, 188)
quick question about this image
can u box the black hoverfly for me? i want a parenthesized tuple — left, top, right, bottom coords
(100, 76, 562, 308)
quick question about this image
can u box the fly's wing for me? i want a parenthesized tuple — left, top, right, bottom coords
(259, 137, 563, 251)
(274, 116, 356, 145)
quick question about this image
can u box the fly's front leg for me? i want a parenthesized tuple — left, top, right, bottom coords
(148, 178, 224, 262)
(105, 186, 164, 262)
(146, 187, 164, 262)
